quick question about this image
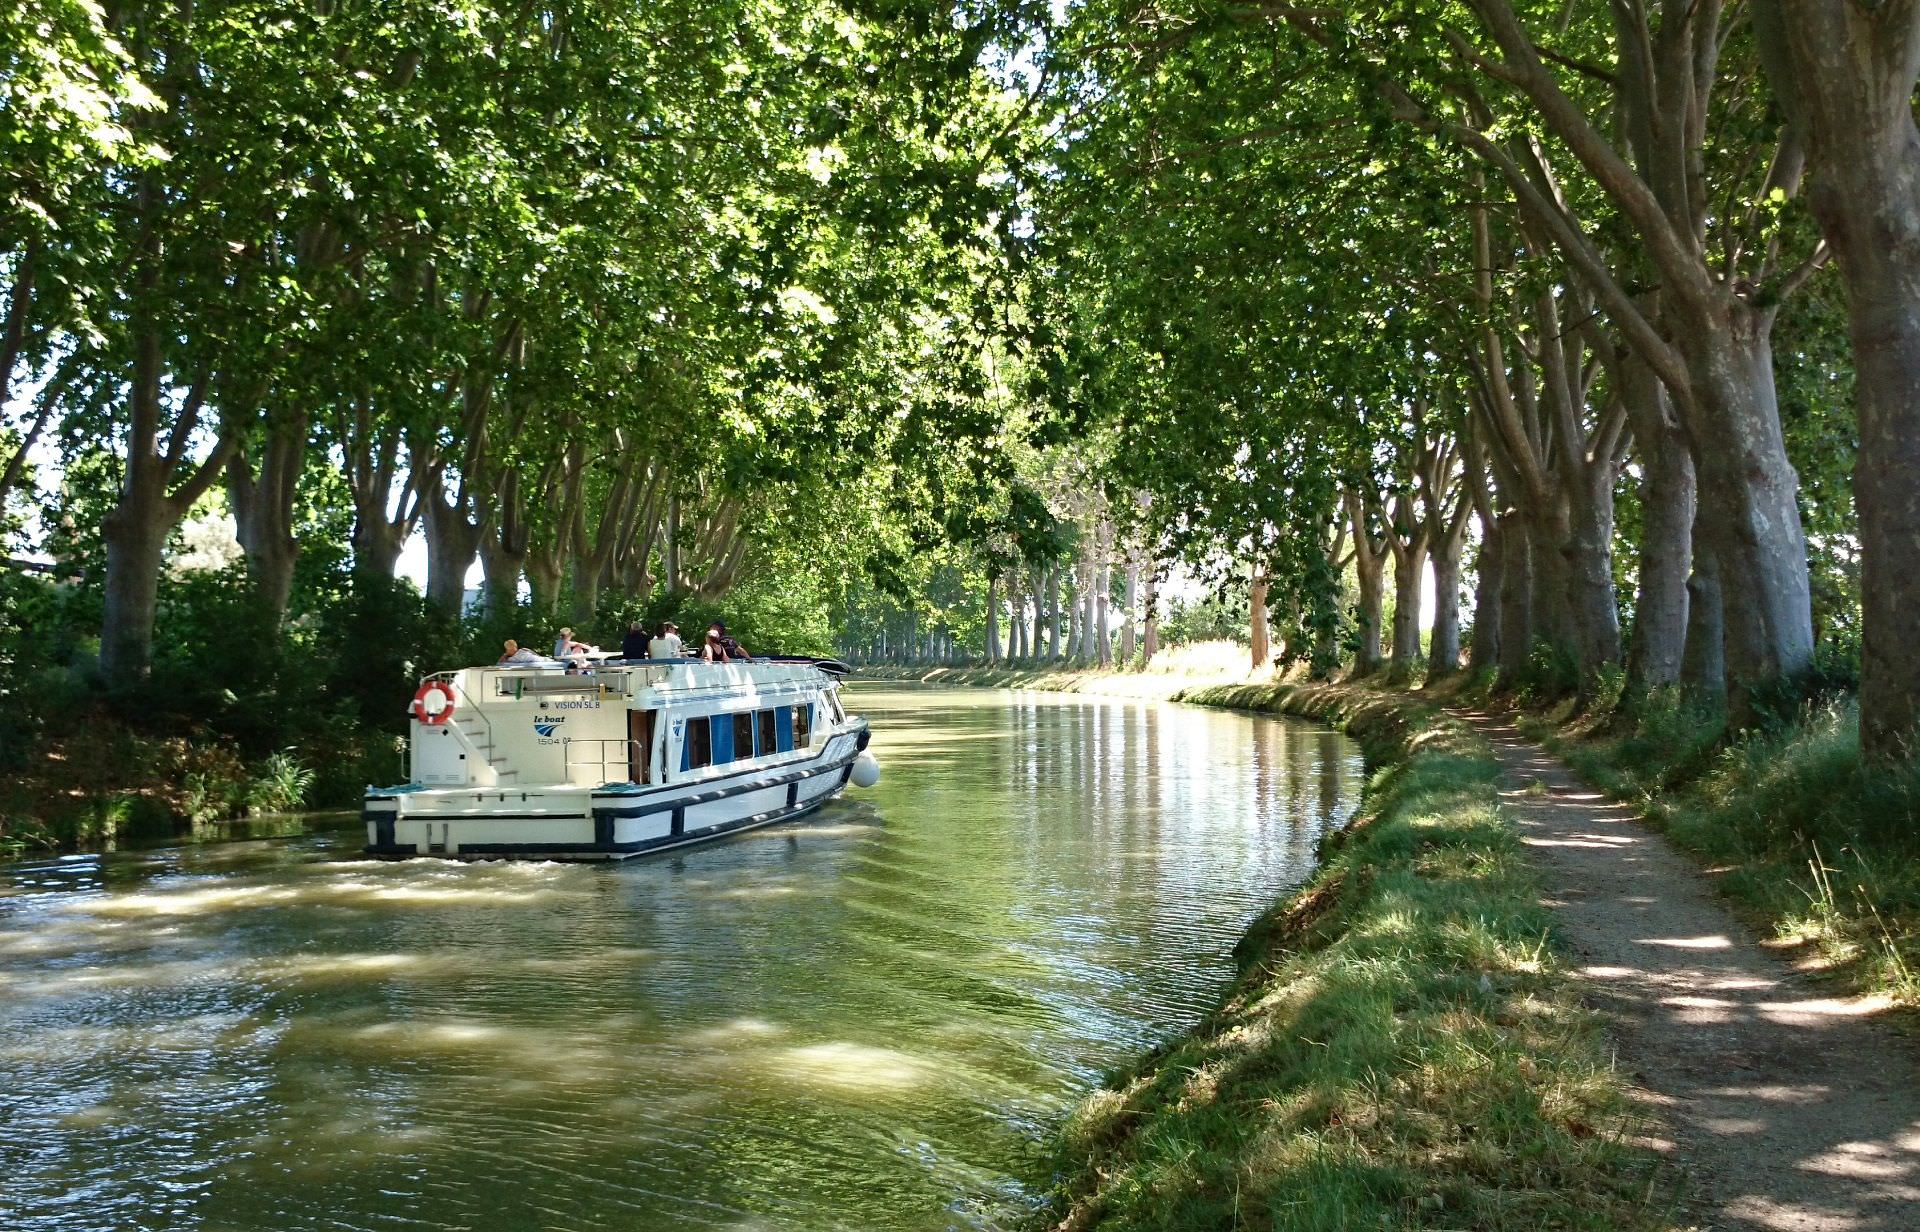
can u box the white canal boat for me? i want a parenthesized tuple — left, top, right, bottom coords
(363, 657, 879, 860)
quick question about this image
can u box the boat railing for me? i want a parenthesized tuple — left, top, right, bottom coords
(483, 666, 640, 700)
(560, 737, 643, 785)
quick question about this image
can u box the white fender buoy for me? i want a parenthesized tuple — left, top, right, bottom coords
(850, 751, 881, 788)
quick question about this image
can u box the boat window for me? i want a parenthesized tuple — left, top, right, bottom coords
(757, 709, 777, 756)
(732, 712, 755, 761)
(827, 691, 846, 723)
(775, 705, 795, 752)
(793, 703, 811, 748)
(711, 713, 734, 764)
(682, 716, 712, 771)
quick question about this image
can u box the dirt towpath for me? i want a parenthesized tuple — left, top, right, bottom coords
(1456, 710, 1920, 1232)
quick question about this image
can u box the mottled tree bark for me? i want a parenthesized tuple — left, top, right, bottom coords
(1095, 552, 1112, 667)
(1682, 537, 1727, 700)
(1497, 511, 1534, 686)
(1622, 362, 1696, 697)
(227, 407, 306, 624)
(1347, 491, 1387, 676)
(1755, 2, 1920, 755)
(1142, 567, 1160, 666)
(1388, 538, 1428, 681)
(1468, 509, 1503, 675)
(1563, 463, 1622, 678)
(985, 574, 1001, 663)
(1047, 564, 1062, 659)
(1680, 313, 1814, 704)
(1249, 569, 1272, 672)
(100, 334, 235, 678)
(1430, 549, 1464, 675)
(423, 500, 482, 614)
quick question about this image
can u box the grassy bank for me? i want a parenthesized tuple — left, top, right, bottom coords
(1522, 692, 1920, 1007)
(1033, 682, 1679, 1231)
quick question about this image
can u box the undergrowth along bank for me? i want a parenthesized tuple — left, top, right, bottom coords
(1033, 682, 1680, 1232)
(1522, 692, 1920, 1007)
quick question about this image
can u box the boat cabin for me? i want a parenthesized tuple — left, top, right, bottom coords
(410, 658, 847, 791)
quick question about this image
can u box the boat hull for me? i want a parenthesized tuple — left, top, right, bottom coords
(364, 732, 863, 861)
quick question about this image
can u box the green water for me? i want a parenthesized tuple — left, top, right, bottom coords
(0, 686, 1361, 1231)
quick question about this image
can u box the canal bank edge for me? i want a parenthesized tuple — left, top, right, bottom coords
(1025, 681, 1686, 1231)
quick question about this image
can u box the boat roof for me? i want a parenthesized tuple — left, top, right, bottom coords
(437, 657, 847, 704)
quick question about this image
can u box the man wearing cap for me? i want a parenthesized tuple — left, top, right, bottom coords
(648, 621, 685, 660)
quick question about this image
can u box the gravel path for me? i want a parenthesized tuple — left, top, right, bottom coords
(1457, 710, 1920, 1231)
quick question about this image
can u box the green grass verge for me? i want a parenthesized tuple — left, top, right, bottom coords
(1033, 682, 1681, 1231)
(1521, 693, 1920, 1006)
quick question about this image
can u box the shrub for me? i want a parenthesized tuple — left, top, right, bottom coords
(246, 749, 316, 815)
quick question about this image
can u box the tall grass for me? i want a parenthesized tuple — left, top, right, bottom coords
(1035, 685, 1680, 1231)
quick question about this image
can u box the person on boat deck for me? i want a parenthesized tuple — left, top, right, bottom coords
(649, 621, 685, 660)
(715, 621, 749, 660)
(701, 626, 730, 663)
(554, 627, 593, 659)
(498, 639, 545, 666)
(620, 621, 649, 660)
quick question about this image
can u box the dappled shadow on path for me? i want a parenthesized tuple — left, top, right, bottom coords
(1455, 709, 1920, 1232)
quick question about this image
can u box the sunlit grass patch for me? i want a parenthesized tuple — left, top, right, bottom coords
(1036, 687, 1680, 1231)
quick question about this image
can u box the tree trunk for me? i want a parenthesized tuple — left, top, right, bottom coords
(570, 561, 600, 623)
(1430, 543, 1464, 676)
(227, 410, 305, 625)
(1623, 362, 1696, 697)
(1095, 559, 1112, 667)
(1752, 8, 1920, 755)
(99, 333, 234, 679)
(1064, 569, 1080, 659)
(1525, 501, 1573, 660)
(1353, 549, 1385, 676)
(423, 492, 483, 614)
(478, 532, 524, 617)
(1250, 570, 1272, 672)
(1142, 568, 1160, 666)
(1120, 560, 1139, 665)
(1079, 556, 1097, 659)
(1048, 564, 1063, 659)
(1839, 251, 1920, 754)
(1683, 539, 1727, 700)
(353, 518, 405, 582)
(1389, 541, 1428, 681)
(1497, 511, 1534, 686)
(100, 495, 172, 679)
(1679, 310, 1815, 701)
(1562, 464, 1623, 678)
(985, 574, 1001, 663)
(1468, 510, 1503, 675)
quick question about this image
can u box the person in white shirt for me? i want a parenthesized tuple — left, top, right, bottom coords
(648, 621, 685, 660)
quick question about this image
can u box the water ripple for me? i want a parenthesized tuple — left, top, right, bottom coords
(0, 687, 1360, 1231)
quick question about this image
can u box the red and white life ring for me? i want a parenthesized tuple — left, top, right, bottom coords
(410, 680, 457, 726)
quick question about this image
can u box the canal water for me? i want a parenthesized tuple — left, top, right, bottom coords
(0, 686, 1361, 1231)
